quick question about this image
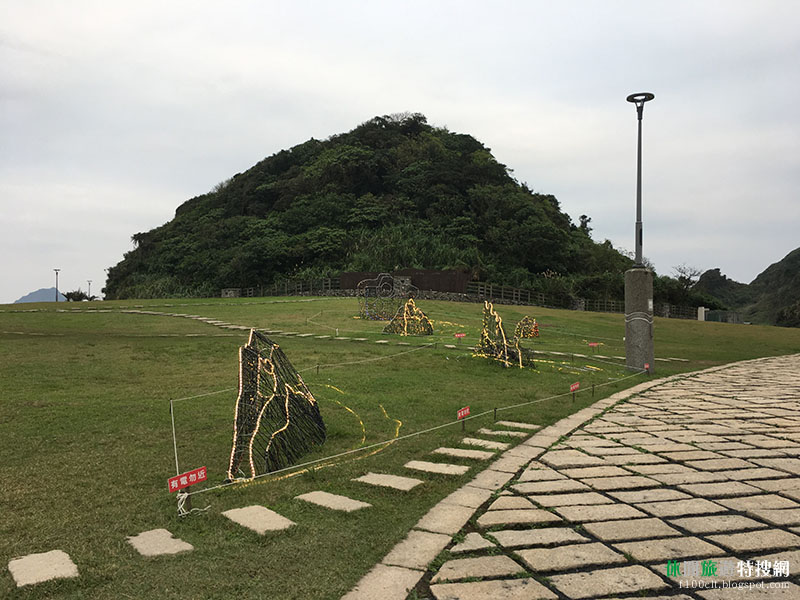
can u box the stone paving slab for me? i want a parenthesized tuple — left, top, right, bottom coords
(518, 466, 567, 482)
(583, 517, 682, 542)
(222, 505, 295, 534)
(431, 555, 525, 583)
(614, 536, 726, 562)
(440, 485, 493, 509)
(477, 508, 562, 528)
(430, 578, 557, 600)
(554, 503, 648, 522)
(608, 488, 691, 503)
(540, 449, 608, 468)
(490, 526, 589, 548)
(295, 490, 371, 512)
(516, 542, 626, 572)
(127, 528, 193, 556)
(415, 502, 476, 535)
(749, 508, 800, 527)
(719, 494, 799, 511)
(635, 498, 728, 518)
(405, 460, 470, 476)
(676, 481, 764, 497)
(468, 468, 515, 490)
(341, 563, 423, 600)
(382, 530, 452, 570)
(352, 472, 424, 491)
(488, 496, 535, 510)
(559, 466, 631, 478)
(451, 532, 495, 554)
(668, 514, 768, 534)
(708, 529, 800, 553)
(8, 550, 79, 587)
(530, 491, 613, 507)
(513, 479, 590, 494)
(580, 475, 660, 491)
(548, 564, 670, 599)
(432, 447, 495, 460)
(490, 453, 535, 473)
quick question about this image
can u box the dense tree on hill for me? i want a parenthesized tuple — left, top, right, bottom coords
(103, 113, 699, 306)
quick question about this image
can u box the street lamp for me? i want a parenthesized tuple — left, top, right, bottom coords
(626, 92, 654, 266)
(54, 269, 60, 302)
(624, 92, 655, 374)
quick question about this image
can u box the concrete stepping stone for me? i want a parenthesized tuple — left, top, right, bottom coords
(295, 333, 315, 337)
(451, 532, 495, 554)
(222, 505, 296, 534)
(490, 526, 589, 549)
(353, 337, 368, 341)
(382, 529, 451, 570)
(295, 491, 371, 512)
(430, 578, 557, 600)
(476, 427, 528, 438)
(8, 550, 79, 587)
(375, 339, 389, 344)
(315, 335, 330, 339)
(127, 528, 193, 556)
(461, 437, 509, 451)
(495, 420, 540, 430)
(516, 541, 626, 572)
(405, 460, 469, 476)
(443, 344, 457, 349)
(431, 555, 525, 583)
(433, 447, 495, 460)
(352, 472, 424, 491)
(549, 564, 670, 599)
(341, 563, 423, 600)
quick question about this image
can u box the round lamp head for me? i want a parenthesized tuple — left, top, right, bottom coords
(627, 92, 655, 104)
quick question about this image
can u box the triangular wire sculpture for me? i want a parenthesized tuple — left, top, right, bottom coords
(383, 298, 433, 336)
(227, 330, 326, 480)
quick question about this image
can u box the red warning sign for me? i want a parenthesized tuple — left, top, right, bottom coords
(168, 466, 207, 493)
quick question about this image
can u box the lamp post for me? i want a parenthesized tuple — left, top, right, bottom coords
(626, 92, 655, 266)
(54, 269, 60, 302)
(87, 280, 92, 299)
(624, 92, 655, 374)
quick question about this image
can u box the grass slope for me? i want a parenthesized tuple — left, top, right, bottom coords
(1, 297, 799, 599)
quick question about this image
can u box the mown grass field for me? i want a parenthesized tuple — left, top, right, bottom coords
(1, 296, 799, 599)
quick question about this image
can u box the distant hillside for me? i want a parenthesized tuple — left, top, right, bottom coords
(15, 288, 66, 303)
(104, 113, 633, 300)
(695, 248, 800, 326)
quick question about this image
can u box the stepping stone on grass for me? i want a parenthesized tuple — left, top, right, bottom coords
(127, 529, 193, 556)
(495, 420, 541, 431)
(477, 427, 528, 438)
(461, 437, 510, 451)
(8, 550, 79, 587)
(128, 529, 194, 556)
(405, 460, 470, 476)
(222, 505, 295, 534)
(432, 447, 495, 460)
(295, 491, 371, 512)
(352, 472, 424, 491)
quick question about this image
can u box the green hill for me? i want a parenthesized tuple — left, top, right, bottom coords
(694, 247, 800, 326)
(103, 113, 632, 300)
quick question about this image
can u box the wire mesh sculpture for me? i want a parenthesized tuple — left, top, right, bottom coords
(383, 298, 434, 336)
(474, 301, 536, 369)
(357, 273, 418, 320)
(514, 315, 540, 339)
(227, 329, 326, 480)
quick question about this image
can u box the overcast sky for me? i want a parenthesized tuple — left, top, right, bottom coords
(2, 1, 798, 303)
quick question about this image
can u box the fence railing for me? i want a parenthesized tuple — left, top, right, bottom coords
(222, 277, 738, 323)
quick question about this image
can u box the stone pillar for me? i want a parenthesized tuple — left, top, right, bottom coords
(625, 267, 655, 373)
(697, 306, 706, 321)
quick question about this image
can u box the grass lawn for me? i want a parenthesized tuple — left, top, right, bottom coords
(1, 296, 799, 598)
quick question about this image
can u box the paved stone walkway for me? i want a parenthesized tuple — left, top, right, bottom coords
(344, 354, 800, 599)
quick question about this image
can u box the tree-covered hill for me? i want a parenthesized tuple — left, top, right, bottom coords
(104, 113, 635, 300)
(694, 247, 800, 326)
